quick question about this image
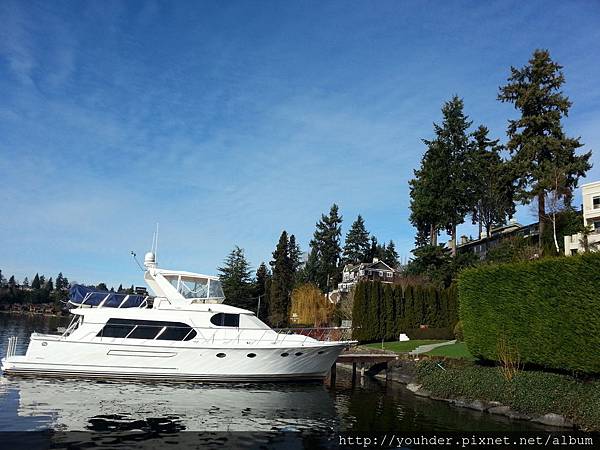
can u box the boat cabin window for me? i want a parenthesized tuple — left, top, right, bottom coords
(163, 275, 224, 300)
(210, 313, 240, 327)
(98, 318, 197, 341)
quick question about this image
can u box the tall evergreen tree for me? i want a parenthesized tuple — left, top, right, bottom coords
(269, 231, 294, 326)
(55, 272, 68, 291)
(342, 215, 370, 264)
(288, 234, 302, 275)
(218, 246, 253, 309)
(468, 125, 516, 241)
(22, 276, 29, 288)
(31, 273, 41, 290)
(96, 282, 108, 291)
(409, 139, 447, 247)
(383, 240, 399, 268)
(498, 49, 591, 250)
(309, 204, 343, 291)
(254, 262, 270, 319)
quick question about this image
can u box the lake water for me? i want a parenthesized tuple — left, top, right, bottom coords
(0, 313, 548, 447)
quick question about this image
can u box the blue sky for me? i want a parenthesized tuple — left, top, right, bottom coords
(1, 0, 599, 288)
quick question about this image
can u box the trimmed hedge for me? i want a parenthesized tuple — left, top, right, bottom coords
(352, 281, 458, 342)
(459, 253, 600, 373)
(416, 360, 600, 431)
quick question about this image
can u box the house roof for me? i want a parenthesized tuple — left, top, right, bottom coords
(344, 259, 395, 272)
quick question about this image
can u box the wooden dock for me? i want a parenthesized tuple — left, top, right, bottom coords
(330, 353, 398, 384)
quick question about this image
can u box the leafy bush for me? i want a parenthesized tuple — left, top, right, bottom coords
(416, 360, 600, 431)
(459, 253, 600, 373)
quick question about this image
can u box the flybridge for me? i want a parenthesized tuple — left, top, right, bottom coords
(142, 252, 226, 305)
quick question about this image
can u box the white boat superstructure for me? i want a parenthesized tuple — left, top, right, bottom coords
(1, 252, 354, 381)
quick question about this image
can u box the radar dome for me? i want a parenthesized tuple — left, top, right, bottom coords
(144, 252, 156, 268)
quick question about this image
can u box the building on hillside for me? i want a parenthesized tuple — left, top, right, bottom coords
(337, 258, 398, 293)
(456, 220, 539, 260)
(564, 181, 600, 255)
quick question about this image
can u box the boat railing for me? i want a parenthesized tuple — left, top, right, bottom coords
(72, 322, 352, 345)
(6, 336, 19, 358)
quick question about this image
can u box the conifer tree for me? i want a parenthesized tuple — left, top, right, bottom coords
(288, 234, 302, 275)
(343, 215, 370, 264)
(467, 125, 516, 241)
(382, 284, 395, 340)
(96, 282, 108, 291)
(498, 49, 591, 250)
(383, 240, 399, 268)
(269, 231, 294, 326)
(31, 273, 41, 290)
(254, 262, 270, 318)
(309, 204, 343, 291)
(218, 246, 253, 309)
(23, 276, 29, 288)
(117, 284, 123, 293)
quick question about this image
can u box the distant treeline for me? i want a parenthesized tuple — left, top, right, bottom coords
(0, 270, 134, 306)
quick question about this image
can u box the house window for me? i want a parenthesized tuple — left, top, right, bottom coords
(359, 270, 364, 276)
(594, 220, 600, 232)
(379, 271, 383, 276)
(593, 197, 600, 209)
(386, 272, 392, 278)
(210, 313, 240, 327)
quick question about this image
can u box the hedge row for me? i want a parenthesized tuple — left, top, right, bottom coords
(416, 360, 600, 431)
(458, 253, 600, 373)
(351, 281, 458, 342)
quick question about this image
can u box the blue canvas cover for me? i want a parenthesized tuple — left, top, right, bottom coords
(68, 285, 146, 308)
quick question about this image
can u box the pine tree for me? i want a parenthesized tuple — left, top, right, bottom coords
(288, 234, 302, 275)
(498, 49, 591, 250)
(23, 276, 29, 288)
(343, 215, 370, 264)
(31, 273, 41, 290)
(365, 236, 386, 262)
(8, 275, 16, 288)
(269, 231, 294, 327)
(45, 277, 54, 291)
(96, 282, 108, 291)
(309, 204, 343, 291)
(117, 284, 124, 293)
(383, 240, 399, 268)
(467, 125, 516, 241)
(409, 139, 447, 247)
(218, 246, 253, 309)
(254, 262, 270, 319)
(55, 272, 69, 291)
(382, 284, 396, 340)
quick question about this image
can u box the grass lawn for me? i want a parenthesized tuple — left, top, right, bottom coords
(425, 342, 474, 360)
(364, 339, 447, 353)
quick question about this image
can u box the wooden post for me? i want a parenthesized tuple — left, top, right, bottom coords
(385, 361, 391, 380)
(360, 362, 365, 378)
(352, 362, 357, 383)
(330, 362, 337, 386)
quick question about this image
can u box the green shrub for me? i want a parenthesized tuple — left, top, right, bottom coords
(459, 253, 600, 373)
(416, 360, 600, 431)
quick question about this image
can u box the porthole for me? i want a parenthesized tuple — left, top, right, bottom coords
(295, 352, 303, 356)
(216, 353, 226, 358)
(41, 342, 48, 347)
(280, 352, 289, 357)
(247, 353, 256, 358)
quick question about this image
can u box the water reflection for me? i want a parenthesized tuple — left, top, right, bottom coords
(1, 377, 336, 432)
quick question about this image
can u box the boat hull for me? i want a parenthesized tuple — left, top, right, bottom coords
(1, 335, 348, 382)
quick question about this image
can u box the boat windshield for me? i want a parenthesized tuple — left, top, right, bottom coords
(165, 275, 225, 300)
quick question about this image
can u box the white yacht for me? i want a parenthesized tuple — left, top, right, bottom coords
(1, 252, 353, 381)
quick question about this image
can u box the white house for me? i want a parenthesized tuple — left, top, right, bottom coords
(564, 181, 600, 255)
